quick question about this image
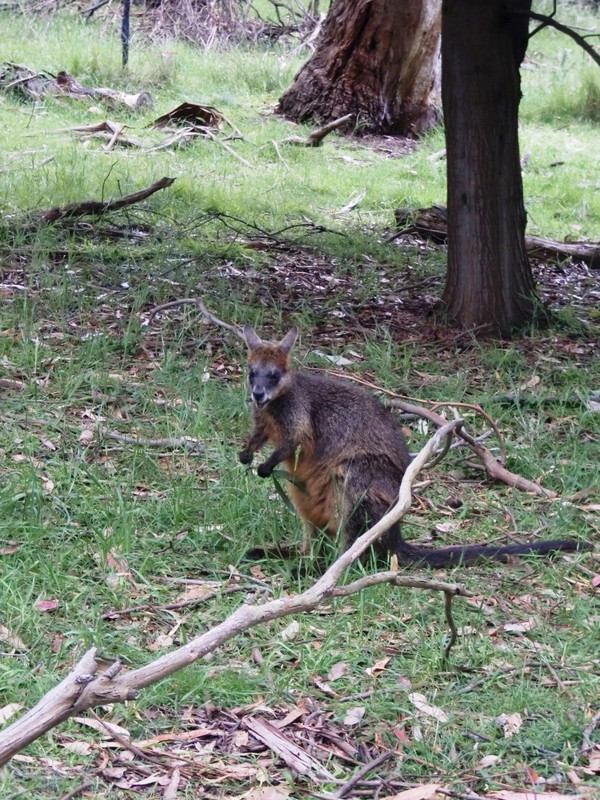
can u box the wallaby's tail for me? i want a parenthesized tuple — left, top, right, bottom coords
(395, 539, 592, 568)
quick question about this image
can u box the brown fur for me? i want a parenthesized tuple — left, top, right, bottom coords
(239, 326, 591, 566)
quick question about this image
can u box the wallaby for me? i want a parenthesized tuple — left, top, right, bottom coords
(239, 326, 590, 567)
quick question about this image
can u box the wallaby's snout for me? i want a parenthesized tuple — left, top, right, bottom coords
(243, 325, 297, 409)
(248, 364, 282, 407)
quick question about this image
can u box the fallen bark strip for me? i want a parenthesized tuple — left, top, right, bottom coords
(0, 421, 471, 767)
(40, 176, 175, 223)
(243, 716, 337, 783)
(394, 206, 600, 267)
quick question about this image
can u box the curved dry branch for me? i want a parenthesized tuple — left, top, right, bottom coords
(528, 11, 600, 70)
(42, 176, 175, 223)
(392, 399, 557, 498)
(0, 420, 470, 767)
(321, 369, 552, 498)
(144, 296, 245, 340)
(282, 113, 353, 146)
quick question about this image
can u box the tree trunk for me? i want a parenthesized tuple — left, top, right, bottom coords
(277, 0, 442, 136)
(441, 0, 537, 336)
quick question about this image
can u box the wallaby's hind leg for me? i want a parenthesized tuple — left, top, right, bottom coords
(343, 490, 421, 561)
(339, 457, 414, 560)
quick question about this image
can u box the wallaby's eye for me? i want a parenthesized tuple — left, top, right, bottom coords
(248, 369, 257, 381)
(267, 370, 281, 381)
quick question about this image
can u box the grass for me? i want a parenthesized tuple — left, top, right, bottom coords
(0, 3, 599, 798)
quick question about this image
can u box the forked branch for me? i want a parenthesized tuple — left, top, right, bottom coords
(0, 421, 471, 767)
(528, 11, 600, 70)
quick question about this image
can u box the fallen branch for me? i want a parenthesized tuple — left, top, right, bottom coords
(394, 205, 600, 267)
(283, 113, 353, 146)
(48, 120, 144, 150)
(102, 585, 250, 620)
(40, 176, 175, 223)
(0, 62, 153, 110)
(390, 399, 557, 498)
(333, 750, 394, 798)
(0, 420, 471, 767)
(144, 296, 245, 340)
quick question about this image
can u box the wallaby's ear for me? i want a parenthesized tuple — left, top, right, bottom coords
(278, 326, 298, 355)
(243, 324, 262, 351)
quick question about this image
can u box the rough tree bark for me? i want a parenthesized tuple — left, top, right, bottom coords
(441, 0, 537, 335)
(277, 0, 442, 135)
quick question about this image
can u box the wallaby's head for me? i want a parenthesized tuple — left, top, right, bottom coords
(243, 325, 298, 408)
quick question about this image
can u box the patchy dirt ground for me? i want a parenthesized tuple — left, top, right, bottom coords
(207, 241, 600, 353)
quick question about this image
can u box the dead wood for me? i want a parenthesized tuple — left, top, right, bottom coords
(0, 421, 471, 767)
(282, 113, 354, 146)
(145, 296, 246, 340)
(390, 399, 557, 499)
(0, 62, 153, 110)
(50, 120, 144, 150)
(333, 751, 394, 798)
(39, 176, 175, 223)
(243, 716, 337, 783)
(394, 205, 600, 267)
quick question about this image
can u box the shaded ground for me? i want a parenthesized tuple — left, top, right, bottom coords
(201, 241, 600, 350)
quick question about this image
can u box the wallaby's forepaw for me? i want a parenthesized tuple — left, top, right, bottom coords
(257, 462, 274, 478)
(239, 450, 253, 465)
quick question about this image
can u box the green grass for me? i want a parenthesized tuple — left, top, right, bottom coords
(0, 3, 599, 798)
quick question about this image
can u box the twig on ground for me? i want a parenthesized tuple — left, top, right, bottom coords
(333, 751, 394, 798)
(101, 430, 204, 452)
(582, 709, 600, 753)
(87, 709, 167, 766)
(59, 779, 96, 800)
(283, 114, 353, 146)
(545, 662, 578, 702)
(0, 421, 470, 766)
(102, 585, 251, 620)
(203, 127, 253, 167)
(40, 176, 175, 223)
(392, 399, 554, 498)
(144, 296, 245, 340)
(271, 138, 292, 170)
